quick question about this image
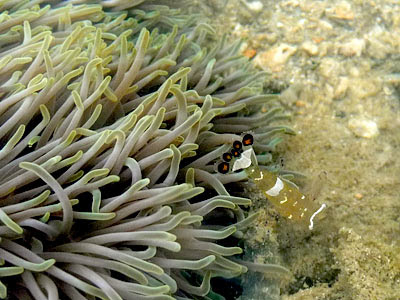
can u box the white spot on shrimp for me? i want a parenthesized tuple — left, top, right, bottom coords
(265, 177, 284, 197)
(232, 148, 253, 172)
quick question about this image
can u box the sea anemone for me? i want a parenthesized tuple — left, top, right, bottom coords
(0, 1, 291, 299)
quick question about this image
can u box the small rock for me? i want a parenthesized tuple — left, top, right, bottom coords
(318, 20, 333, 31)
(349, 66, 361, 77)
(327, 1, 355, 20)
(338, 38, 365, 57)
(383, 86, 392, 96)
(301, 41, 319, 56)
(335, 3, 354, 20)
(242, 48, 257, 58)
(333, 76, 349, 99)
(366, 36, 392, 60)
(317, 42, 330, 57)
(319, 58, 341, 79)
(246, 0, 263, 13)
(276, 22, 285, 28)
(254, 44, 297, 72)
(354, 193, 363, 200)
(348, 118, 379, 138)
(348, 78, 380, 99)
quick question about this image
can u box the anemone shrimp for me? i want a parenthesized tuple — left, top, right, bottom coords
(217, 134, 326, 230)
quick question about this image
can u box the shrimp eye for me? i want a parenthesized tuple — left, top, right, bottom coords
(222, 152, 233, 162)
(242, 133, 254, 146)
(232, 140, 242, 150)
(231, 149, 241, 157)
(217, 161, 230, 174)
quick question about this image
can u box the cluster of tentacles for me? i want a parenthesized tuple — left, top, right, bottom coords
(0, 1, 292, 299)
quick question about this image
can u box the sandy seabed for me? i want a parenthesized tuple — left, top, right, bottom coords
(193, 0, 400, 299)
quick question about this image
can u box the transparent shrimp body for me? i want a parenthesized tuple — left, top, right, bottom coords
(246, 166, 313, 220)
(234, 148, 326, 230)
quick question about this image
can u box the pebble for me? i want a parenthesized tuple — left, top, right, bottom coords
(366, 36, 392, 59)
(318, 20, 334, 31)
(245, 0, 263, 13)
(319, 58, 341, 79)
(254, 44, 297, 72)
(301, 41, 319, 56)
(348, 78, 380, 99)
(338, 38, 365, 57)
(348, 118, 379, 138)
(333, 76, 349, 99)
(327, 1, 355, 20)
(354, 193, 363, 200)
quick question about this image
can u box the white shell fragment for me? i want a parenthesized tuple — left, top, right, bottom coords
(348, 118, 379, 138)
(232, 148, 253, 172)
